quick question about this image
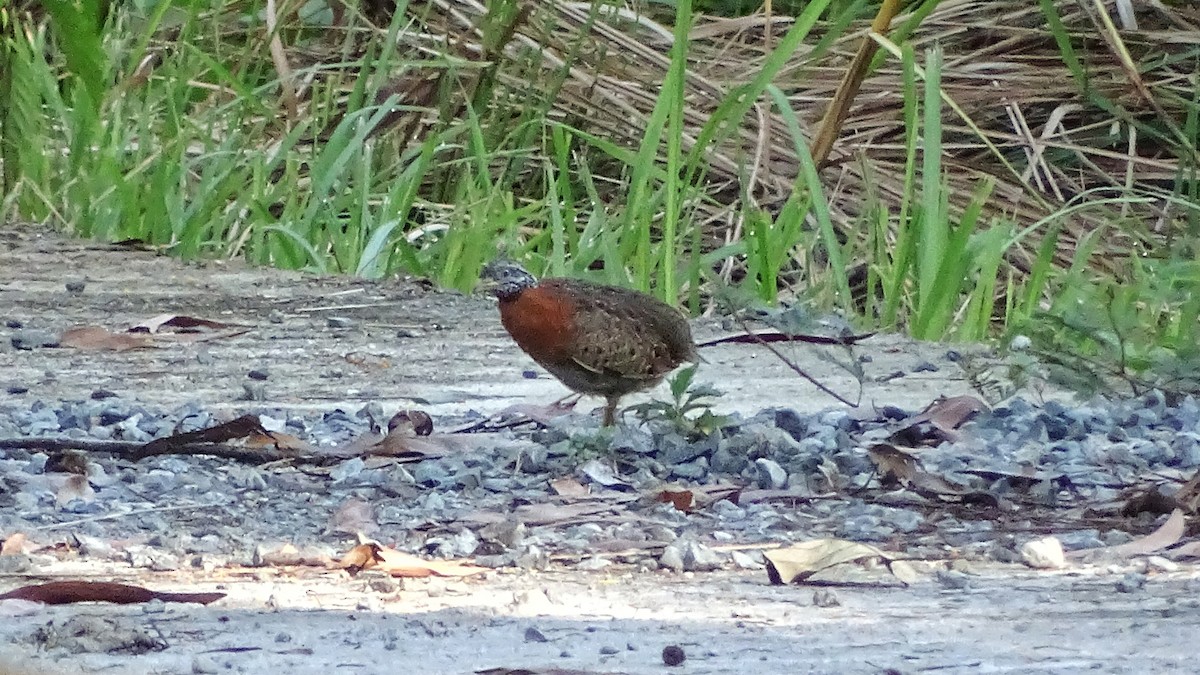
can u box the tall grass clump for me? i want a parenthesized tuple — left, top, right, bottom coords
(1, 0, 1198, 365)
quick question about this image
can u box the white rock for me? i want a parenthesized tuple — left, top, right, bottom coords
(1020, 536, 1066, 569)
(1146, 555, 1179, 573)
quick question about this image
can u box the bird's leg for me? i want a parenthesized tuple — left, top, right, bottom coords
(602, 396, 619, 427)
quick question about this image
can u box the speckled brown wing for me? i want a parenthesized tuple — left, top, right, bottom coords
(550, 280, 697, 396)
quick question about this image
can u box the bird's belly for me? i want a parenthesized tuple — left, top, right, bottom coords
(537, 358, 659, 398)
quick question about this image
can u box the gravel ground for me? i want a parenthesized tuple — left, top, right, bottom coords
(1, 226, 1198, 675)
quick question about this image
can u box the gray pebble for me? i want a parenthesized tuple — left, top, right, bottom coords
(773, 408, 809, 440)
(142, 599, 167, 614)
(709, 445, 748, 474)
(912, 360, 939, 373)
(191, 655, 220, 674)
(711, 499, 746, 521)
(1116, 572, 1148, 593)
(880, 507, 924, 533)
(427, 528, 478, 558)
(0, 554, 36, 573)
(812, 589, 840, 607)
(659, 545, 685, 572)
(659, 434, 712, 464)
(126, 547, 181, 571)
(327, 316, 353, 328)
(26, 453, 49, 474)
(610, 426, 656, 455)
(935, 569, 972, 590)
(660, 537, 722, 572)
(754, 458, 788, 489)
(330, 457, 365, 483)
(142, 469, 177, 492)
(670, 458, 708, 480)
(730, 550, 763, 570)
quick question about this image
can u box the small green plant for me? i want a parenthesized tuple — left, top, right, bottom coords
(630, 364, 726, 437)
(1017, 256, 1200, 400)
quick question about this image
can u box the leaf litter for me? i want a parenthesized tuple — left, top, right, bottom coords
(763, 539, 918, 586)
(2, 352, 1198, 668)
(337, 542, 487, 578)
(6, 232, 1200, 673)
(0, 581, 225, 606)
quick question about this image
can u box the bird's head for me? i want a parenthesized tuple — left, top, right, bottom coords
(479, 260, 538, 301)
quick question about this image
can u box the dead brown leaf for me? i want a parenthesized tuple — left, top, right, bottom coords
(336, 543, 386, 573)
(907, 470, 975, 499)
(337, 542, 487, 578)
(389, 409, 433, 436)
(961, 468, 1070, 495)
(137, 414, 314, 461)
(1167, 540, 1200, 560)
(1068, 509, 1186, 561)
(657, 488, 695, 512)
(867, 443, 921, 484)
(867, 444, 986, 502)
(60, 325, 153, 351)
(763, 538, 910, 585)
(655, 483, 743, 512)
(1120, 488, 1181, 517)
(694, 482, 744, 506)
(1172, 468, 1200, 513)
(550, 477, 591, 497)
(472, 662, 619, 667)
(512, 501, 618, 527)
(376, 548, 487, 578)
(260, 543, 334, 567)
(735, 487, 816, 505)
(329, 418, 464, 463)
(696, 329, 876, 347)
(1, 533, 28, 555)
(924, 395, 988, 432)
(893, 395, 988, 444)
(505, 401, 578, 426)
(344, 352, 392, 370)
(0, 581, 224, 605)
(157, 327, 252, 344)
(244, 428, 314, 454)
(130, 314, 233, 334)
(367, 432, 462, 460)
